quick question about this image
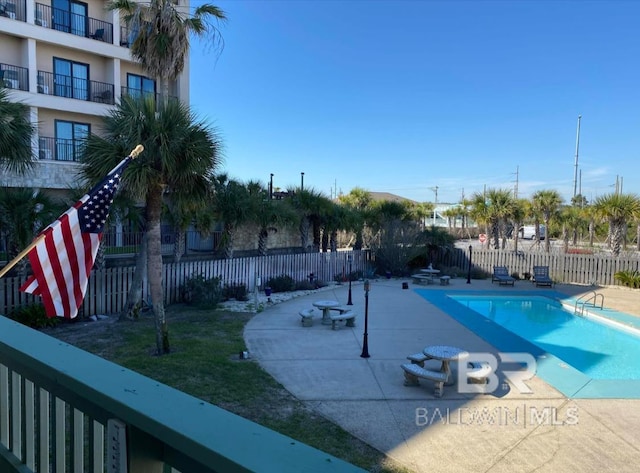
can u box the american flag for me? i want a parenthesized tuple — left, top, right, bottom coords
(20, 156, 132, 319)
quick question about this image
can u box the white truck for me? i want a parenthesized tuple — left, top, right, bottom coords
(519, 225, 546, 240)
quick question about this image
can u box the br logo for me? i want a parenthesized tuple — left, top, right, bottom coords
(457, 353, 537, 394)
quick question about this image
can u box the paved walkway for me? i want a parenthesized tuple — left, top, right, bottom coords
(244, 279, 640, 473)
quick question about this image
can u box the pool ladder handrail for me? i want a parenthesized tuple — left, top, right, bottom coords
(574, 291, 604, 316)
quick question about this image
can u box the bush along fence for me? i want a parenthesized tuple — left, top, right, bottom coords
(0, 251, 369, 317)
(443, 248, 640, 286)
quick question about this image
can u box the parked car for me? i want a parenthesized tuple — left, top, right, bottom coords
(519, 225, 545, 240)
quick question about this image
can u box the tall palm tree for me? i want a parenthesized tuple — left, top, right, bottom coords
(471, 188, 513, 249)
(532, 190, 563, 253)
(82, 96, 221, 355)
(593, 193, 640, 256)
(510, 198, 529, 253)
(0, 86, 35, 176)
(245, 180, 297, 257)
(211, 175, 252, 259)
(290, 188, 330, 252)
(338, 187, 372, 249)
(108, 0, 226, 104)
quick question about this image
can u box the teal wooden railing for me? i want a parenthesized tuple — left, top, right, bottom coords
(0, 316, 365, 473)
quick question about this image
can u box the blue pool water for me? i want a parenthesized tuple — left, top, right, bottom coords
(449, 295, 640, 379)
(417, 290, 640, 398)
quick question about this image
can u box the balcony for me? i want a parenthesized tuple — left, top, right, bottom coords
(0, 63, 28, 91)
(37, 71, 114, 104)
(0, 316, 363, 473)
(34, 3, 113, 44)
(121, 86, 178, 104)
(38, 136, 85, 162)
(0, 0, 26, 21)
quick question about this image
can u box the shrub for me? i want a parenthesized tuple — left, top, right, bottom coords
(295, 280, 316, 291)
(470, 267, 490, 280)
(181, 274, 224, 308)
(223, 283, 248, 301)
(265, 274, 296, 293)
(9, 304, 58, 329)
(614, 270, 640, 289)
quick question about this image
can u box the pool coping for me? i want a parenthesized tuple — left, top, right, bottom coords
(417, 289, 640, 399)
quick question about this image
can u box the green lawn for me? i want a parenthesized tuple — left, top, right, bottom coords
(48, 305, 411, 473)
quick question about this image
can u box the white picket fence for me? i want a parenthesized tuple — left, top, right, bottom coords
(443, 248, 640, 286)
(0, 251, 369, 317)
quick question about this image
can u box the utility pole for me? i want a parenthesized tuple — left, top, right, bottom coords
(573, 115, 582, 198)
(512, 165, 519, 199)
(430, 186, 438, 226)
(300, 172, 304, 191)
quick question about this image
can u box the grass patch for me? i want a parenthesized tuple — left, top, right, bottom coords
(44, 305, 410, 473)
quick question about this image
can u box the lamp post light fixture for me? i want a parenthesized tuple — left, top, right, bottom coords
(269, 173, 274, 199)
(466, 245, 473, 284)
(360, 279, 370, 358)
(301, 172, 304, 191)
(347, 254, 353, 305)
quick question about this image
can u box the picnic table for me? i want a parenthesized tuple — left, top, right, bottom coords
(313, 300, 341, 325)
(423, 345, 469, 386)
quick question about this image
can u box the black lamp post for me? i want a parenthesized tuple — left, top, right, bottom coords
(347, 254, 353, 305)
(269, 173, 274, 199)
(466, 245, 473, 284)
(301, 172, 304, 191)
(360, 279, 370, 358)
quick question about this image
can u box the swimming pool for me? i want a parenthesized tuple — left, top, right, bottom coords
(417, 290, 640, 399)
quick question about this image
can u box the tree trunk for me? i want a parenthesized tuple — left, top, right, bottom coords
(330, 230, 338, 253)
(173, 229, 185, 263)
(321, 230, 329, 252)
(299, 218, 310, 251)
(544, 217, 551, 253)
(258, 228, 268, 256)
(147, 186, 169, 355)
(611, 221, 623, 257)
(589, 219, 595, 247)
(119, 231, 147, 321)
(562, 224, 569, 253)
(223, 225, 235, 259)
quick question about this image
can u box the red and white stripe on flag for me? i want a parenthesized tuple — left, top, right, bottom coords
(20, 156, 131, 319)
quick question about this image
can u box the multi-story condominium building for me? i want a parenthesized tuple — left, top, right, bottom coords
(0, 0, 190, 198)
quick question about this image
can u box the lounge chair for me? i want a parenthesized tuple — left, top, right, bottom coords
(492, 266, 515, 286)
(533, 266, 553, 287)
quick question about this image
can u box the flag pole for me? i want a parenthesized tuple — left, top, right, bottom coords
(0, 144, 144, 280)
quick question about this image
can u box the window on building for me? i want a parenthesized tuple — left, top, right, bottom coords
(52, 0, 88, 37)
(54, 58, 89, 100)
(127, 73, 156, 99)
(55, 120, 90, 162)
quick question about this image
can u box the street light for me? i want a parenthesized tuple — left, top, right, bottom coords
(466, 245, 473, 284)
(301, 172, 304, 191)
(360, 279, 370, 358)
(347, 254, 353, 305)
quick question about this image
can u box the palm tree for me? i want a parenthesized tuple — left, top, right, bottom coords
(532, 190, 563, 253)
(290, 188, 331, 252)
(0, 188, 61, 275)
(108, 0, 226, 105)
(210, 175, 252, 259)
(245, 181, 297, 256)
(82, 96, 221, 355)
(510, 199, 529, 253)
(471, 188, 513, 249)
(593, 193, 640, 256)
(338, 187, 372, 249)
(0, 86, 35, 176)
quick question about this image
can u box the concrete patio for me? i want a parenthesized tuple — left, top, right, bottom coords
(244, 278, 640, 472)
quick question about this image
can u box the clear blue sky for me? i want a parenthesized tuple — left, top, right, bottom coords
(190, 0, 640, 205)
